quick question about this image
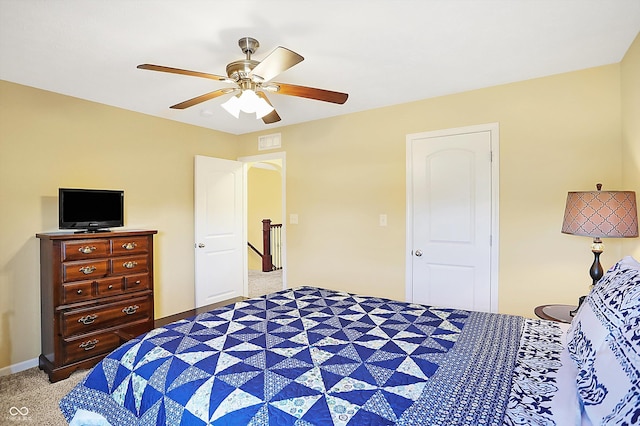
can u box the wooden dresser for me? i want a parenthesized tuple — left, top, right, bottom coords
(36, 229, 157, 382)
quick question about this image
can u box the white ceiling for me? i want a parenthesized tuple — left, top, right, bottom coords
(1, 1, 639, 135)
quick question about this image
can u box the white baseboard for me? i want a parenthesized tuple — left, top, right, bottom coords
(0, 357, 38, 376)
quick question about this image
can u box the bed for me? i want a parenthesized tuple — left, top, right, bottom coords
(60, 256, 640, 425)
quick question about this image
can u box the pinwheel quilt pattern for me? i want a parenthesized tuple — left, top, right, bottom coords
(60, 286, 527, 425)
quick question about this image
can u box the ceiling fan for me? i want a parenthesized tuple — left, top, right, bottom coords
(137, 37, 349, 124)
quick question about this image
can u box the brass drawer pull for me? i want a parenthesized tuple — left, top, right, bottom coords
(108, 284, 113, 290)
(79, 339, 99, 351)
(122, 305, 139, 315)
(122, 242, 137, 250)
(76, 289, 83, 295)
(79, 266, 97, 275)
(123, 261, 138, 269)
(78, 246, 97, 254)
(78, 314, 98, 325)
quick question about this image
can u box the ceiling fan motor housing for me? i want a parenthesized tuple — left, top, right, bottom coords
(226, 59, 259, 82)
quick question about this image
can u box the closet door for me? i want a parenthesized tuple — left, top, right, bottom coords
(407, 124, 498, 312)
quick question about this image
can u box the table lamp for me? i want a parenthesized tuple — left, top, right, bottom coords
(561, 183, 638, 313)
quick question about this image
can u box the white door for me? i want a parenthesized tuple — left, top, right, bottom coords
(194, 155, 246, 307)
(406, 124, 498, 312)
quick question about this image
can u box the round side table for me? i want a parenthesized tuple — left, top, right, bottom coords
(534, 304, 577, 324)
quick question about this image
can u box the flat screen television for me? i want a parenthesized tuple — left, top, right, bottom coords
(59, 188, 124, 232)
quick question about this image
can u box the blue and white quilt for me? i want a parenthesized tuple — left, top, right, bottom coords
(60, 287, 570, 425)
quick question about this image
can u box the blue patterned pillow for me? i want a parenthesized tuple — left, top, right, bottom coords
(565, 258, 635, 369)
(565, 256, 640, 424)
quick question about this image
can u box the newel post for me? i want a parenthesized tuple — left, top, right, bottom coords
(262, 219, 273, 272)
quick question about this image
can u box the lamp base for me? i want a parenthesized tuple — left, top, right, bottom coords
(569, 295, 587, 317)
(589, 240, 604, 286)
(570, 240, 604, 317)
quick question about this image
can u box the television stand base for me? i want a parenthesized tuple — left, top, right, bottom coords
(74, 228, 110, 234)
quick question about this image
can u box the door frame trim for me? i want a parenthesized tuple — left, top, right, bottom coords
(238, 151, 287, 291)
(405, 123, 500, 312)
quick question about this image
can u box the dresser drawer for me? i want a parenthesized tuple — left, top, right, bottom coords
(61, 280, 94, 304)
(111, 237, 149, 256)
(61, 296, 152, 337)
(111, 255, 148, 275)
(62, 239, 110, 261)
(62, 331, 121, 364)
(124, 273, 150, 292)
(96, 277, 124, 297)
(63, 259, 109, 283)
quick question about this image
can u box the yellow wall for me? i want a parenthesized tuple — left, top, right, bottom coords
(247, 165, 282, 270)
(1, 34, 639, 370)
(621, 32, 640, 259)
(0, 82, 239, 370)
(237, 63, 633, 318)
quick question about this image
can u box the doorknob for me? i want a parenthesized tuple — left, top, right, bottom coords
(198, 243, 205, 248)
(415, 249, 423, 257)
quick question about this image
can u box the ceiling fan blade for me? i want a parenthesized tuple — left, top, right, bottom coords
(261, 109, 281, 124)
(137, 64, 228, 82)
(256, 92, 281, 124)
(269, 82, 348, 104)
(249, 47, 304, 82)
(170, 88, 235, 109)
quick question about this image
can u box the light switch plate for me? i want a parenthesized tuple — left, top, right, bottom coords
(290, 214, 299, 224)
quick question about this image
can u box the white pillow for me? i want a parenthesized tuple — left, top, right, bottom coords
(619, 255, 640, 271)
(577, 325, 640, 423)
(565, 257, 640, 424)
(565, 260, 627, 371)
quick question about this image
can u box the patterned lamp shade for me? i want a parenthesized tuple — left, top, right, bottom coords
(561, 188, 638, 238)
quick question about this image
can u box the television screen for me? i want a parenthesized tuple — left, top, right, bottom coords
(59, 188, 124, 232)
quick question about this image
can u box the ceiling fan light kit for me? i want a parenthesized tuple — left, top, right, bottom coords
(137, 37, 348, 124)
(220, 95, 241, 118)
(221, 89, 274, 119)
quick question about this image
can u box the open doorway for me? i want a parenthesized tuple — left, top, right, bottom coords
(240, 152, 286, 297)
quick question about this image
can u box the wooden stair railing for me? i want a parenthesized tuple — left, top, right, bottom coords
(262, 219, 282, 272)
(248, 219, 283, 272)
(247, 241, 262, 258)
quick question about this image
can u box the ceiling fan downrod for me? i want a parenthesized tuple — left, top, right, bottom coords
(226, 37, 261, 82)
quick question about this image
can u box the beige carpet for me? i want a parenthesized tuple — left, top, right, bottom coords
(0, 366, 87, 425)
(248, 269, 283, 297)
